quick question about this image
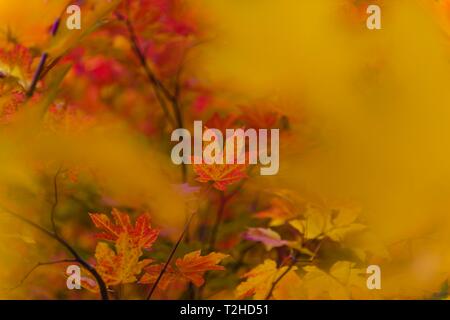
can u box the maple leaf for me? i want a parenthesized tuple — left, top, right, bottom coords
(139, 263, 179, 290)
(255, 198, 298, 226)
(205, 112, 239, 135)
(193, 161, 248, 191)
(236, 259, 297, 299)
(95, 233, 152, 287)
(175, 250, 229, 287)
(301, 261, 372, 300)
(255, 190, 306, 226)
(289, 202, 366, 241)
(243, 228, 289, 251)
(239, 104, 279, 130)
(89, 208, 159, 250)
(192, 123, 249, 191)
(272, 268, 306, 300)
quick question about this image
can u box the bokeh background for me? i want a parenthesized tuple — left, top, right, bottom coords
(1, 0, 450, 299)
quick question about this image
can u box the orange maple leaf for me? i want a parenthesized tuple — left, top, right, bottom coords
(193, 161, 248, 191)
(89, 208, 159, 250)
(139, 264, 179, 290)
(191, 124, 249, 191)
(175, 250, 229, 287)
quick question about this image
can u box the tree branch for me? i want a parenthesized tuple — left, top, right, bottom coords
(26, 53, 48, 98)
(0, 206, 109, 300)
(26, 18, 61, 98)
(117, 8, 191, 182)
(2, 207, 109, 300)
(120, 15, 176, 128)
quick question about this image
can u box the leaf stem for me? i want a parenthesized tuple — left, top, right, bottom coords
(207, 192, 227, 253)
(50, 167, 63, 235)
(146, 211, 196, 300)
(265, 240, 323, 300)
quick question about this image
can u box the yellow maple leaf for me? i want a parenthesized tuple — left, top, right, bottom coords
(272, 268, 306, 300)
(290, 202, 366, 241)
(235, 259, 297, 299)
(302, 261, 372, 299)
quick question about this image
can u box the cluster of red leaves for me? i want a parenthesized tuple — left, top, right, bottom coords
(0, 44, 34, 87)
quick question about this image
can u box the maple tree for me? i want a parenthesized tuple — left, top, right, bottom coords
(1, 0, 450, 301)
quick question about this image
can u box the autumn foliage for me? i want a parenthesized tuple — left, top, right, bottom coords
(2, 0, 450, 301)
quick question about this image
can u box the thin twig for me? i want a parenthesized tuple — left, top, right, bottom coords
(26, 53, 48, 98)
(207, 182, 244, 253)
(264, 261, 296, 300)
(0, 207, 109, 300)
(265, 240, 323, 300)
(121, 16, 176, 127)
(207, 192, 227, 252)
(50, 167, 63, 234)
(26, 18, 61, 98)
(4, 259, 76, 292)
(146, 211, 196, 300)
(4, 207, 109, 299)
(118, 9, 190, 182)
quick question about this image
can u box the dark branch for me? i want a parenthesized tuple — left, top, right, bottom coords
(26, 17, 61, 98)
(121, 15, 176, 127)
(0, 207, 109, 300)
(117, 10, 189, 182)
(26, 53, 48, 98)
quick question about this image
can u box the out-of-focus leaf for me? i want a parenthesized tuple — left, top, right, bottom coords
(243, 227, 289, 251)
